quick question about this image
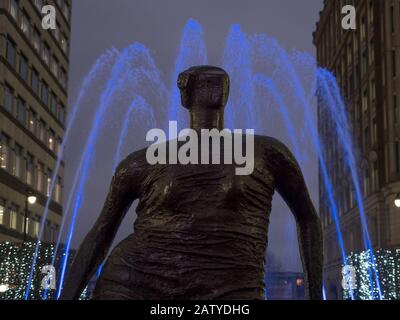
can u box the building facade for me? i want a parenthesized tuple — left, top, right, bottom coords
(0, 0, 71, 244)
(314, 0, 400, 299)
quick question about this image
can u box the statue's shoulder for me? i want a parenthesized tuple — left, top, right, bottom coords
(254, 135, 292, 156)
(116, 147, 149, 174)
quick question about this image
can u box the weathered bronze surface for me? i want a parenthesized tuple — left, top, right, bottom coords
(61, 66, 323, 300)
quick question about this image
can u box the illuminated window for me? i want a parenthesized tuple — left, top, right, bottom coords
(0, 133, 10, 170)
(48, 129, 55, 151)
(46, 169, 53, 197)
(9, 0, 18, 21)
(37, 162, 44, 193)
(9, 205, 18, 230)
(27, 108, 37, 133)
(33, 28, 40, 52)
(38, 120, 46, 142)
(55, 176, 62, 203)
(33, 220, 39, 238)
(0, 199, 5, 226)
(51, 56, 58, 77)
(20, 11, 30, 37)
(296, 278, 304, 287)
(42, 43, 50, 65)
(13, 144, 22, 179)
(26, 153, 34, 186)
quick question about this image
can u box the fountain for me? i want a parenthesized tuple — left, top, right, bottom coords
(23, 19, 379, 300)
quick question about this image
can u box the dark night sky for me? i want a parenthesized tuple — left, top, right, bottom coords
(66, 0, 324, 272)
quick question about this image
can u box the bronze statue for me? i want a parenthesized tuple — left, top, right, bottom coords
(61, 66, 323, 300)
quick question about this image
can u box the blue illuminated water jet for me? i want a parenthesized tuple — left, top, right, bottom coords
(55, 44, 164, 299)
(222, 25, 255, 130)
(113, 96, 156, 171)
(24, 48, 120, 300)
(254, 72, 354, 299)
(168, 19, 207, 130)
(317, 68, 383, 299)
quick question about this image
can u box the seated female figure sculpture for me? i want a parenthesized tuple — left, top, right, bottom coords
(61, 66, 323, 300)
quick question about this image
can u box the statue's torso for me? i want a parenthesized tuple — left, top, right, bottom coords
(95, 136, 285, 300)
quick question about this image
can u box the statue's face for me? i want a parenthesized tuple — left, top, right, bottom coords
(178, 66, 230, 110)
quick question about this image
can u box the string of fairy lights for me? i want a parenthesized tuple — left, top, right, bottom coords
(0, 242, 89, 300)
(1, 241, 400, 300)
(343, 249, 400, 300)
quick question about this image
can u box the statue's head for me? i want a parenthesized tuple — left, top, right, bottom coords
(178, 66, 230, 110)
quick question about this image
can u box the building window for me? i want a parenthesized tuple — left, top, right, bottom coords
(19, 54, 29, 82)
(42, 43, 50, 65)
(395, 95, 398, 124)
(62, 2, 70, 21)
(9, 204, 18, 230)
(50, 93, 57, 116)
(364, 169, 370, 196)
(54, 24, 60, 42)
(13, 144, 22, 179)
(0, 133, 11, 170)
(46, 169, 53, 197)
(6, 38, 16, 68)
(17, 98, 26, 125)
(27, 108, 37, 133)
(31, 68, 39, 95)
(38, 120, 46, 142)
(60, 68, 67, 89)
(392, 50, 397, 77)
(59, 103, 66, 124)
(372, 161, 379, 192)
(362, 89, 368, 113)
(61, 34, 68, 54)
(37, 162, 44, 193)
(368, 0, 374, 24)
(41, 82, 49, 106)
(33, 28, 40, 52)
(48, 129, 55, 151)
(20, 11, 30, 38)
(9, 0, 18, 21)
(51, 56, 59, 77)
(34, 0, 43, 11)
(370, 78, 376, 103)
(364, 126, 370, 151)
(4, 84, 14, 113)
(369, 40, 374, 65)
(361, 16, 366, 41)
(55, 176, 62, 203)
(26, 153, 34, 186)
(33, 220, 39, 238)
(372, 117, 377, 145)
(0, 199, 5, 226)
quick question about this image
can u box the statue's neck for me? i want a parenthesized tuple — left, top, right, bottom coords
(189, 104, 224, 132)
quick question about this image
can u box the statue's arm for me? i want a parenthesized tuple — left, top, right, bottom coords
(60, 160, 138, 300)
(271, 141, 323, 300)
